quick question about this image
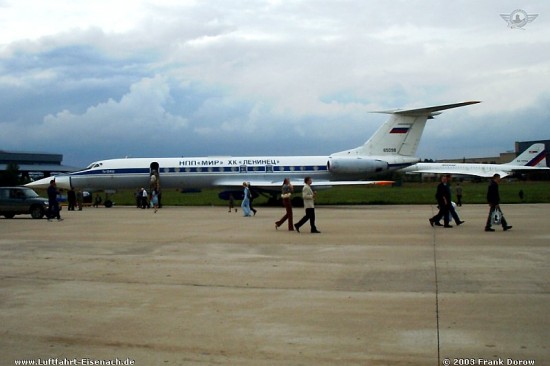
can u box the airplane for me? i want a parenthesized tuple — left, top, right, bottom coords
(400, 143, 549, 178)
(26, 101, 480, 206)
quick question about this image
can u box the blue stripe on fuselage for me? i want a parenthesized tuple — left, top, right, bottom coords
(73, 165, 329, 175)
(72, 168, 149, 176)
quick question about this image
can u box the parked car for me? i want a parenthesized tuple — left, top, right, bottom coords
(0, 186, 49, 219)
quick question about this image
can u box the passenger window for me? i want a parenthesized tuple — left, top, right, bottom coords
(10, 190, 23, 199)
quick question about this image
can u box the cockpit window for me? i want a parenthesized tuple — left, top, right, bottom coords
(85, 162, 103, 170)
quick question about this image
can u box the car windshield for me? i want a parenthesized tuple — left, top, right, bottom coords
(20, 189, 40, 198)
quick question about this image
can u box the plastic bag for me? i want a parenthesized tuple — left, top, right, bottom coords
(491, 209, 502, 225)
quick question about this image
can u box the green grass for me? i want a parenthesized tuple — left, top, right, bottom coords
(86, 180, 550, 206)
(317, 180, 550, 205)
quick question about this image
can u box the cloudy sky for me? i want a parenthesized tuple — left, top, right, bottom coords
(1, 0, 548, 167)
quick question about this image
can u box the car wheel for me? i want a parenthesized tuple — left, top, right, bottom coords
(4, 213, 15, 219)
(30, 206, 45, 219)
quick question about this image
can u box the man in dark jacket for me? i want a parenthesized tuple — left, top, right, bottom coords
(47, 180, 63, 221)
(429, 175, 452, 228)
(485, 173, 511, 232)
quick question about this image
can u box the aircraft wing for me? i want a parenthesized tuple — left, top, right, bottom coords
(490, 166, 550, 178)
(375, 101, 481, 117)
(306, 180, 394, 187)
(212, 178, 393, 189)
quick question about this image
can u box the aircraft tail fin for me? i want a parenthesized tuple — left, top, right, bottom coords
(332, 101, 480, 157)
(505, 143, 548, 167)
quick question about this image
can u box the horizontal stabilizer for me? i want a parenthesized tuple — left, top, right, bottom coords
(375, 101, 481, 117)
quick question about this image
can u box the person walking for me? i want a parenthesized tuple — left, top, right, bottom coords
(228, 193, 237, 213)
(47, 180, 63, 221)
(93, 194, 102, 208)
(241, 182, 252, 217)
(76, 190, 83, 211)
(248, 183, 257, 216)
(456, 183, 463, 206)
(440, 174, 464, 226)
(429, 175, 452, 228)
(151, 189, 159, 213)
(275, 178, 294, 231)
(141, 188, 148, 209)
(135, 189, 142, 208)
(485, 173, 512, 232)
(67, 188, 76, 211)
(294, 177, 320, 233)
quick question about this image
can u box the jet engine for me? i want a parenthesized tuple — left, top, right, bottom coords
(327, 157, 389, 174)
(53, 175, 72, 190)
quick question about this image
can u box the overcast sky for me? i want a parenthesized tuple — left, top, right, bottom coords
(1, 0, 548, 167)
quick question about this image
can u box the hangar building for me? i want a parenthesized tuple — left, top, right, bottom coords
(0, 150, 79, 180)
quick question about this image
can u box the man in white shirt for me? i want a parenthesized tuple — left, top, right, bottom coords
(294, 177, 321, 234)
(141, 188, 148, 209)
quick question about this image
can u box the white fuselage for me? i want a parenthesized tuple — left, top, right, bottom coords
(401, 162, 547, 178)
(400, 143, 548, 178)
(43, 154, 418, 191)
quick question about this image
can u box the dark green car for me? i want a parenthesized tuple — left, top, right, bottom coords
(0, 187, 49, 219)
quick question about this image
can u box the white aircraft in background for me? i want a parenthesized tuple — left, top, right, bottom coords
(27, 101, 479, 205)
(400, 143, 548, 178)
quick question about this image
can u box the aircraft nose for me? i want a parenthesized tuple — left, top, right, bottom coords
(25, 175, 72, 190)
(25, 177, 52, 189)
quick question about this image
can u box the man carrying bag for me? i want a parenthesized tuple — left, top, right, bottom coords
(485, 173, 512, 232)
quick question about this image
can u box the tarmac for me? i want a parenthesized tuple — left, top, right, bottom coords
(1, 204, 548, 366)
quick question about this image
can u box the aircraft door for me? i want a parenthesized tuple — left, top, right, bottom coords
(150, 162, 160, 191)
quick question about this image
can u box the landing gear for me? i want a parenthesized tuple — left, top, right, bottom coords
(267, 196, 280, 206)
(103, 192, 114, 208)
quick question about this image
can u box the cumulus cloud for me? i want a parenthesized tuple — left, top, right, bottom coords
(39, 76, 188, 148)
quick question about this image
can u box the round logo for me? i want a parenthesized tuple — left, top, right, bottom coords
(509, 9, 529, 28)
